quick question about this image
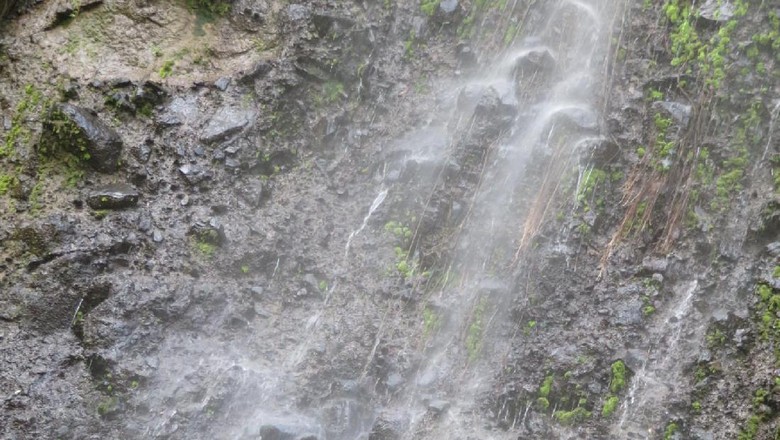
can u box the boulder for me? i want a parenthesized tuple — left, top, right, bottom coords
(200, 106, 254, 144)
(86, 184, 140, 210)
(41, 103, 124, 173)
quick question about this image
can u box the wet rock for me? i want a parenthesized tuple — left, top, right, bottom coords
(549, 106, 599, 132)
(652, 101, 692, 128)
(578, 138, 619, 165)
(286, 4, 310, 22)
(311, 13, 355, 38)
(767, 241, 780, 257)
(189, 220, 226, 246)
(512, 48, 556, 81)
(642, 256, 668, 274)
(178, 164, 213, 186)
(426, 399, 450, 414)
(456, 44, 477, 67)
(238, 179, 267, 207)
(257, 422, 319, 440)
(45, 0, 102, 29)
(439, 0, 458, 13)
(86, 184, 140, 210)
(41, 103, 123, 173)
(200, 106, 254, 143)
(132, 140, 153, 163)
(699, 0, 735, 22)
(157, 95, 199, 127)
(473, 84, 518, 126)
(238, 60, 272, 84)
(214, 77, 231, 91)
(369, 416, 402, 440)
(385, 372, 404, 391)
(132, 81, 166, 109)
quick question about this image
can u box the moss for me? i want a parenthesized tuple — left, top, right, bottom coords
(465, 298, 487, 361)
(664, 422, 679, 440)
(602, 395, 619, 417)
(420, 0, 440, 16)
(610, 360, 626, 393)
(158, 60, 174, 79)
(553, 405, 591, 425)
(422, 307, 440, 338)
(539, 374, 554, 398)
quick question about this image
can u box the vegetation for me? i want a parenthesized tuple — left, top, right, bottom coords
(554, 403, 591, 425)
(420, 0, 440, 16)
(609, 360, 626, 393)
(422, 306, 440, 338)
(186, 0, 231, 19)
(465, 298, 487, 361)
(601, 395, 619, 417)
(664, 422, 679, 440)
(158, 60, 174, 79)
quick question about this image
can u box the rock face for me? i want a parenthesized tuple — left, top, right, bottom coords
(200, 106, 255, 144)
(1, 0, 780, 439)
(86, 184, 139, 209)
(41, 103, 123, 172)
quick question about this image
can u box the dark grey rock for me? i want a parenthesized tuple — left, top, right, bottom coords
(439, 0, 458, 13)
(257, 422, 319, 440)
(179, 164, 213, 186)
(42, 103, 124, 173)
(642, 256, 668, 274)
(652, 101, 692, 127)
(699, 0, 735, 22)
(238, 60, 273, 84)
(137, 216, 152, 232)
(427, 399, 450, 414)
(549, 105, 599, 132)
(767, 241, 780, 257)
(512, 48, 556, 80)
(214, 77, 231, 91)
(135, 142, 153, 163)
(386, 372, 404, 391)
(86, 184, 139, 209)
(286, 4, 309, 22)
(200, 106, 254, 143)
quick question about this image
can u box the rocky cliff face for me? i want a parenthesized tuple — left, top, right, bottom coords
(0, 0, 778, 439)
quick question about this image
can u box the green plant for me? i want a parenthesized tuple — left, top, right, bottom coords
(539, 374, 554, 398)
(646, 88, 664, 101)
(420, 0, 440, 16)
(320, 81, 344, 105)
(554, 405, 591, 425)
(158, 60, 174, 79)
(664, 422, 679, 440)
(737, 415, 762, 440)
(422, 307, 440, 338)
(602, 395, 619, 417)
(465, 298, 487, 361)
(96, 396, 118, 416)
(641, 295, 655, 316)
(610, 360, 626, 393)
(241, 265, 250, 274)
(404, 30, 416, 58)
(577, 168, 607, 211)
(692, 400, 701, 412)
(318, 280, 328, 291)
(186, 0, 231, 19)
(706, 328, 726, 348)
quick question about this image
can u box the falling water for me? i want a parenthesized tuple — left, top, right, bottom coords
(615, 280, 699, 438)
(361, 0, 623, 437)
